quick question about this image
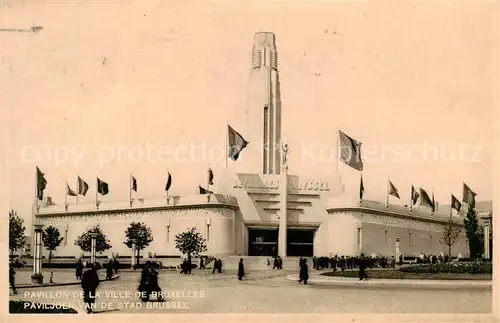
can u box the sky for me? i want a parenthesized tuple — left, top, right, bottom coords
(3, 1, 498, 229)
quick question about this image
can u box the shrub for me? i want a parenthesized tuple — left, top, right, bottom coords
(400, 261, 492, 274)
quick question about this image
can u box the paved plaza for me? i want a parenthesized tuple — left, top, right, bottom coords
(9, 269, 492, 314)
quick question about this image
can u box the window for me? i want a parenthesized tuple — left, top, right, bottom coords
(165, 226, 170, 243)
(357, 228, 362, 248)
(263, 106, 269, 173)
(206, 224, 210, 242)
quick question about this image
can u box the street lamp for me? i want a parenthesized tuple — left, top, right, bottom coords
(131, 239, 137, 269)
(90, 233, 97, 265)
(31, 224, 44, 284)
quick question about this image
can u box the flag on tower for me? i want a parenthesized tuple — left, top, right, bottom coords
(36, 167, 47, 200)
(66, 183, 77, 197)
(451, 194, 462, 212)
(411, 185, 420, 206)
(208, 168, 214, 185)
(388, 180, 400, 199)
(359, 175, 364, 200)
(228, 125, 249, 161)
(462, 183, 476, 204)
(131, 175, 137, 192)
(338, 130, 363, 171)
(77, 176, 89, 196)
(165, 172, 172, 191)
(97, 178, 109, 195)
(419, 188, 434, 209)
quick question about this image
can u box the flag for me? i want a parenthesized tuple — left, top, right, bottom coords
(208, 168, 214, 185)
(165, 172, 172, 191)
(420, 188, 434, 209)
(338, 130, 363, 171)
(198, 185, 212, 194)
(411, 185, 420, 206)
(36, 167, 47, 200)
(131, 175, 137, 192)
(97, 178, 109, 195)
(77, 176, 89, 196)
(359, 175, 364, 200)
(451, 194, 462, 212)
(462, 183, 476, 204)
(389, 180, 400, 199)
(228, 125, 249, 161)
(66, 183, 77, 197)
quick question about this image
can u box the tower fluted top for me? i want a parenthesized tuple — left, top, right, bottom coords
(252, 32, 278, 70)
(253, 32, 276, 49)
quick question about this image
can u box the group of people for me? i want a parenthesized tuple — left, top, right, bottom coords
(313, 255, 397, 271)
(269, 256, 283, 269)
(75, 258, 120, 280)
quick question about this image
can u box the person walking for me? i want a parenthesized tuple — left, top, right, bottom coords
(358, 254, 368, 281)
(106, 260, 114, 280)
(9, 262, 17, 294)
(75, 259, 84, 280)
(298, 258, 309, 284)
(237, 258, 245, 281)
(138, 261, 152, 302)
(200, 257, 205, 269)
(81, 263, 100, 314)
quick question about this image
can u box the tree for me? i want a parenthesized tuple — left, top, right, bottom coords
(9, 210, 26, 256)
(439, 218, 462, 261)
(124, 222, 153, 265)
(74, 225, 112, 254)
(174, 227, 207, 264)
(463, 199, 482, 259)
(42, 226, 64, 267)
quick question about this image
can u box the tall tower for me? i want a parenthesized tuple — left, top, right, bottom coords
(245, 32, 282, 175)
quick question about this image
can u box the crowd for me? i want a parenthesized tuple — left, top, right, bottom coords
(312, 255, 397, 271)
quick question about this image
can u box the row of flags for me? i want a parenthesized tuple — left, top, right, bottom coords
(341, 130, 478, 215)
(36, 125, 479, 215)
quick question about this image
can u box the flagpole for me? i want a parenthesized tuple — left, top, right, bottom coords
(96, 178, 99, 210)
(34, 166, 39, 215)
(65, 176, 68, 211)
(409, 186, 412, 212)
(129, 173, 132, 207)
(225, 121, 228, 169)
(207, 166, 210, 194)
(386, 177, 389, 208)
(76, 176, 79, 204)
(450, 193, 453, 218)
(336, 127, 339, 173)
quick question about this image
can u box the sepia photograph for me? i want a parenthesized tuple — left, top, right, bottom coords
(2, 0, 498, 321)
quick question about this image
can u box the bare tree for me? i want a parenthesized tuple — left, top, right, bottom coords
(439, 218, 462, 261)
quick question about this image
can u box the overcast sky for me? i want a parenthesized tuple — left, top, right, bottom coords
(3, 1, 497, 229)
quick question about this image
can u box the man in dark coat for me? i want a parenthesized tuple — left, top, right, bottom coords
(139, 261, 152, 301)
(9, 262, 17, 294)
(237, 258, 245, 280)
(358, 254, 368, 281)
(106, 260, 114, 280)
(81, 264, 100, 314)
(298, 258, 309, 284)
(113, 258, 120, 274)
(75, 259, 84, 280)
(200, 257, 205, 269)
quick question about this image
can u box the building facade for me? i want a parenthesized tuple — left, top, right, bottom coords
(34, 32, 477, 260)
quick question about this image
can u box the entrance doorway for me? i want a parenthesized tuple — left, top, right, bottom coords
(248, 228, 315, 257)
(287, 229, 314, 257)
(248, 228, 278, 256)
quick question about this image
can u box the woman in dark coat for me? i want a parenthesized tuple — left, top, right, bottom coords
(298, 258, 309, 284)
(237, 258, 245, 280)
